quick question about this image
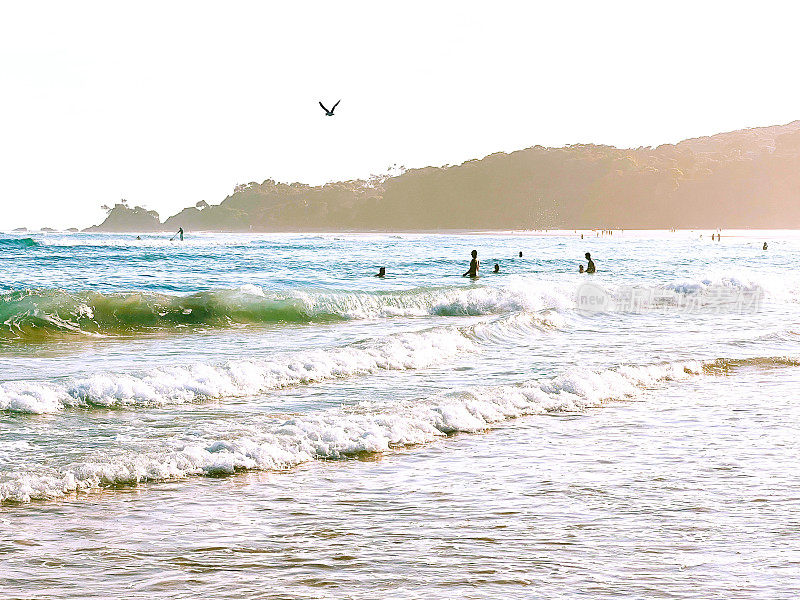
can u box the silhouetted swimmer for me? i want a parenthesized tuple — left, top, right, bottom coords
(585, 252, 596, 274)
(763, 242, 768, 250)
(493, 263, 500, 273)
(519, 251, 523, 257)
(463, 250, 479, 278)
(135, 236, 141, 240)
(375, 267, 386, 277)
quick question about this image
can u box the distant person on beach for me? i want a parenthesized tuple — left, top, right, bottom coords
(463, 250, 479, 278)
(763, 242, 768, 250)
(585, 252, 596, 274)
(375, 267, 386, 277)
(493, 263, 500, 273)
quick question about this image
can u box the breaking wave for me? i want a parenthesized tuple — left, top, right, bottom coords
(2, 270, 795, 343)
(0, 326, 478, 414)
(0, 283, 570, 342)
(0, 360, 701, 503)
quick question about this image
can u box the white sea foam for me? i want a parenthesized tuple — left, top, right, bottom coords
(0, 326, 477, 414)
(0, 360, 701, 502)
(0, 307, 570, 415)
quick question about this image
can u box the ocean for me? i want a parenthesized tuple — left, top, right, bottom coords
(1, 230, 798, 599)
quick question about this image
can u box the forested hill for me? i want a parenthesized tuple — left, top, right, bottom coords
(88, 120, 800, 231)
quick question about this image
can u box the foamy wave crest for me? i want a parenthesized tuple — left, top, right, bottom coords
(0, 327, 476, 414)
(0, 282, 572, 342)
(1, 360, 700, 502)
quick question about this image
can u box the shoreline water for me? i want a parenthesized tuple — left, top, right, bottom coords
(4, 362, 799, 598)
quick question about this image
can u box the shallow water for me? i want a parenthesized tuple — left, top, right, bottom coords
(1, 230, 798, 598)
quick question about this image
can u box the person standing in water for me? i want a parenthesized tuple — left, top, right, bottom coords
(585, 252, 596, 273)
(763, 242, 768, 250)
(172, 227, 184, 241)
(463, 250, 479, 278)
(375, 267, 386, 277)
(493, 263, 500, 273)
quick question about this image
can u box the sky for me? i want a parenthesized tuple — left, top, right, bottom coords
(0, 0, 798, 229)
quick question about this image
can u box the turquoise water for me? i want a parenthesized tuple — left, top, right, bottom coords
(1, 230, 799, 598)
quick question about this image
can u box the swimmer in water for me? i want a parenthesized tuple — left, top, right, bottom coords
(493, 263, 500, 273)
(585, 252, 596, 274)
(463, 250, 479, 278)
(579, 264, 584, 273)
(375, 267, 386, 277)
(763, 242, 768, 250)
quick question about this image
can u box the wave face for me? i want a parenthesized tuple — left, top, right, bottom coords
(0, 237, 38, 248)
(0, 360, 701, 502)
(3, 277, 775, 343)
(0, 283, 570, 342)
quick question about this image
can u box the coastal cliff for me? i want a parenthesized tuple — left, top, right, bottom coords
(89, 120, 800, 231)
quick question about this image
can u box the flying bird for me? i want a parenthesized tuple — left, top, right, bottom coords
(319, 100, 341, 116)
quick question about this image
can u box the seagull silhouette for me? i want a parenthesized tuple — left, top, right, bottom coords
(319, 100, 341, 116)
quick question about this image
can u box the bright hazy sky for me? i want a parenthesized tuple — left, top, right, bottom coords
(1, 0, 798, 229)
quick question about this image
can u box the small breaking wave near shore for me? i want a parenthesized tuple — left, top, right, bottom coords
(6, 355, 799, 503)
(1, 359, 703, 503)
(0, 326, 479, 413)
